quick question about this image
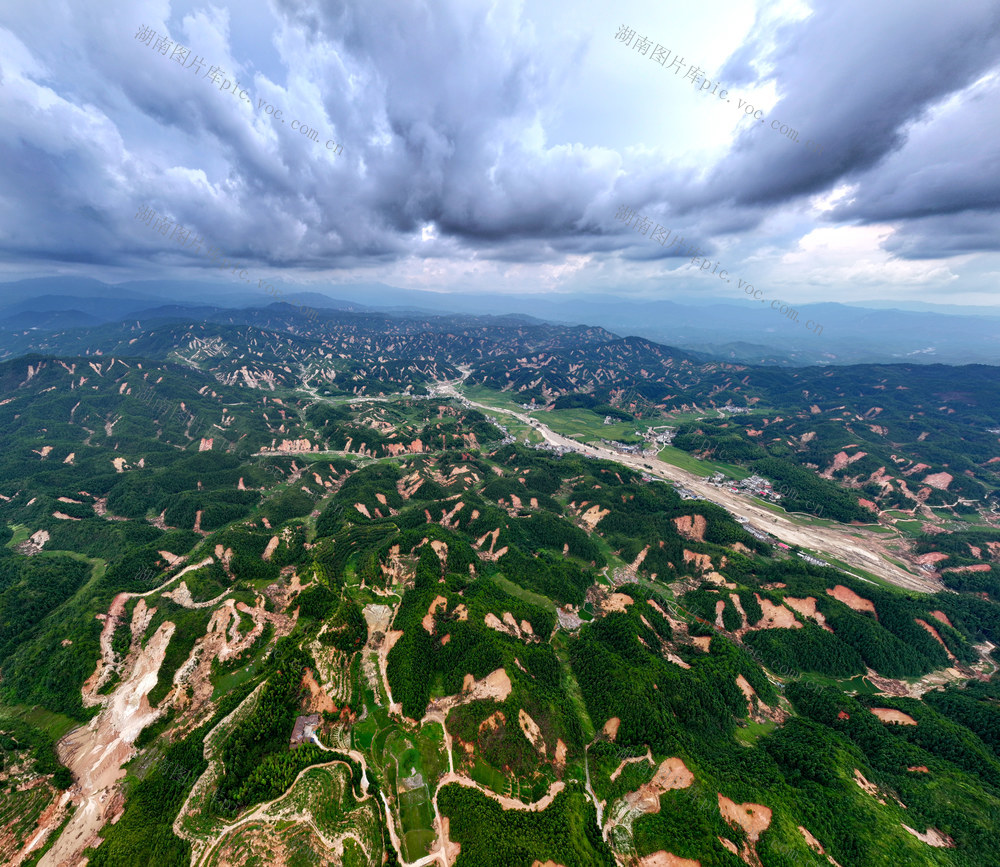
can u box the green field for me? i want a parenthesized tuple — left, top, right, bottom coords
(383, 733, 436, 861)
(533, 407, 643, 445)
(460, 386, 529, 413)
(5, 523, 31, 548)
(734, 720, 777, 745)
(492, 574, 557, 615)
(655, 445, 750, 479)
(0, 702, 79, 742)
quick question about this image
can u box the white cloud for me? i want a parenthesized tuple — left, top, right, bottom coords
(0, 0, 997, 308)
(779, 225, 958, 287)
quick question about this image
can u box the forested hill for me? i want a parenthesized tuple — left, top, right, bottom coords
(0, 385, 999, 866)
(2, 314, 1000, 865)
(4, 306, 999, 524)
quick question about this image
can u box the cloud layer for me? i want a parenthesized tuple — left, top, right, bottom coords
(0, 0, 997, 305)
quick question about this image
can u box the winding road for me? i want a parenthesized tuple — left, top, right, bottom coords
(436, 380, 938, 594)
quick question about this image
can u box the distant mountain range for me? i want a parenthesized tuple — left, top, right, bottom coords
(1, 276, 998, 366)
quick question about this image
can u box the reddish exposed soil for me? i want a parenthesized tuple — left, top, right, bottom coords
(301, 668, 338, 715)
(826, 585, 877, 617)
(44, 620, 176, 867)
(673, 515, 707, 542)
(750, 595, 801, 630)
(784, 596, 831, 631)
(915, 619, 957, 662)
(930, 610, 953, 628)
(626, 758, 695, 815)
(922, 472, 953, 491)
(683, 550, 713, 572)
(423, 595, 449, 634)
(914, 552, 950, 566)
(518, 709, 547, 758)
(579, 505, 609, 528)
(637, 854, 701, 867)
(718, 796, 771, 838)
(604, 593, 634, 613)
(854, 769, 887, 803)
(870, 708, 917, 725)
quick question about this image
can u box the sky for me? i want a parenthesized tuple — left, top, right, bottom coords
(0, 0, 998, 308)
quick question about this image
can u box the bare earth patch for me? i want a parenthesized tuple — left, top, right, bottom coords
(751, 595, 801, 630)
(262, 536, 281, 561)
(683, 550, 713, 572)
(438, 759, 567, 811)
(554, 739, 567, 772)
(423, 595, 449, 634)
(82, 593, 129, 702)
(870, 708, 917, 725)
(673, 515, 707, 542)
(922, 472, 953, 491)
(942, 563, 992, 574)
(580, 505, 610, 528)
(714, 599, 726, 628)
(604, 593, 634, 613)
(798, 825, 841, 865)
(479, 711, 506, 739)
(638, 854, 701, 867)
(485, 611, 528, 641)
(609, 747, 654, 783)
(736, 675, 756, 712)
(628, 758, 695, 815)
(915, 618, 957, 661)
(626, 545, 651, 576)
(853, 769, 887, 804)
(717, 794, 771, 842)
(462, 668, 512, 703)
(602, 717, 621, 741)
(784, 596, 831, 630)
(704, 571, 736, 589)
(822, 451, 867, 477)
(902, 825, 955, 848)
(44, 621, 176, 867)
(518, 709, 547, 758)
(665, 650, 692, 670)
(826, 585, 877, 617)
(379, 630, 404, 714)
(362, 603, 393, 635)
(718, 794, 771, 866)
(604, 756, 692, 842)
(301, 668, 338, 715)
(16, 529, 50, 555)
(9, 785, 71, 865)
(692, 636, 712, 651)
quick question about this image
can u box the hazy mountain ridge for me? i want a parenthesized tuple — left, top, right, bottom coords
(3, 278, 999, 366)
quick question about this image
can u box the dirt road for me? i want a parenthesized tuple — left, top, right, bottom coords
(445, 386, 937, 594)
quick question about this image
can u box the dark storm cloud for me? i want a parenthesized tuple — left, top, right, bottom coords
(880, 212, 1000, 259)
(0, 0, 997, 290)
(830, 76, 1000, 226)
(690, 0, 1000, 216)
(271, 0, 611, 244)
(101, 0, 617, 268)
